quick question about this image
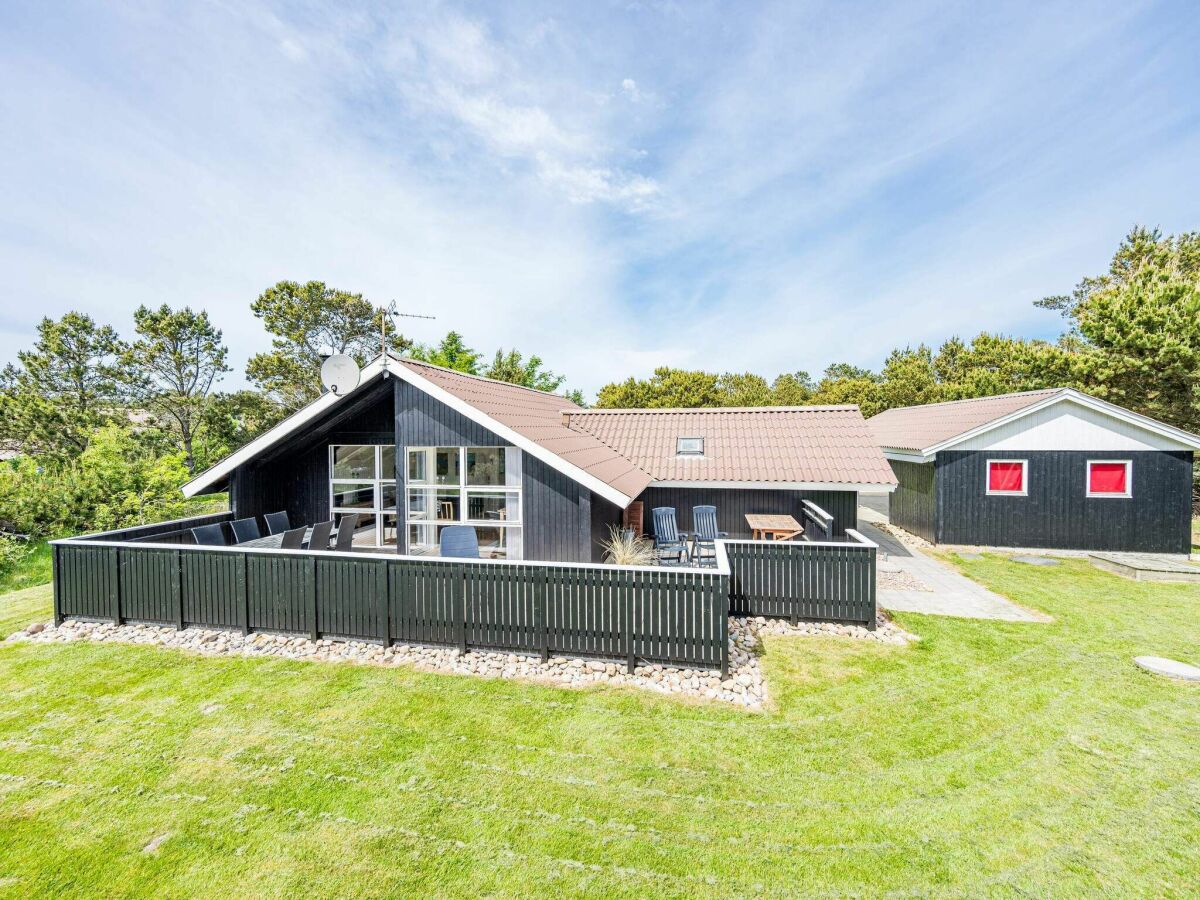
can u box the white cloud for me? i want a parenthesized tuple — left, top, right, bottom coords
(621, 77, 641, 102)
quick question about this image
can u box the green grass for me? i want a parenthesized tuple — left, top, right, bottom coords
(1, 560, 1198, 897)
(0, 541, 53, 596)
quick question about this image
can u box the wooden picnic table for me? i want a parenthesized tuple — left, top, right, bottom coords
(237, 527, 317, 550)
(745, 514, 804, 542)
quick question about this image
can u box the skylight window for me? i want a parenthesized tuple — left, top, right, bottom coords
(676, 437, 704, 456)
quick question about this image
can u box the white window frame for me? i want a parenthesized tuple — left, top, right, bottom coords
(404, 446, 523, 558)
(985, 459, 1028, 496)
(1086, 459, 1132, 498)
(328, 445, 398, 547)
(676, 436, 704, 456)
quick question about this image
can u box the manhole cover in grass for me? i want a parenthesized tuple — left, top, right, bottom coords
(1134, 656, 1200, 682)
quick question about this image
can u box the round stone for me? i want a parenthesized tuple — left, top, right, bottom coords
(1134, 656, 1200, 682)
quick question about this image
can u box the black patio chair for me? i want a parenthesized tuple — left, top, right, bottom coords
(333, 513, 359, 551)
(651, 507, 691, 566)
(264, 511, 291, 535)
(191, 523, 227, 546)
(230, 517, 261, 544)
(308, 520, 334, 551)
(691, 505, 728, 567)
(439, 525, 479, 559)
(279, 526, 307, 550)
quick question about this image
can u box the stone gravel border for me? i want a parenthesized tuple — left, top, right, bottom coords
(8, 613, 916, 709)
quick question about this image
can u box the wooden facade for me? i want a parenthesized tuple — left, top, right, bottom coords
(890, 449, 1194, 553)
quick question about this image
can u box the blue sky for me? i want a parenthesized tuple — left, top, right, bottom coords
(2, 1, 1198, 396)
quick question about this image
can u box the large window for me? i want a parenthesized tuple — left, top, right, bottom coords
(329, 445, 398, 547)
(405, 447, 522, 559)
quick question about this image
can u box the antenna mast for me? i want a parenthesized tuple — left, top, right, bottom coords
(380, 300, 437, 377)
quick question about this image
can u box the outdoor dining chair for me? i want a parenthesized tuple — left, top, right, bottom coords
(308, 520, 334, 551)
(651, 507, 691, 566)
(264, 510, 291, 535)
(691, 505, 728, 567)
(439, 525, 480, 559)
(279, 526, 307, 550)
(230, 517, 261, 544)
(333, 513, 359, 551)
(190, 523, 226, 546)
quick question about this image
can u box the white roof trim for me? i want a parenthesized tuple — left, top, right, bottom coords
(182, 357, 390, 497)
(923, 390, 1200, 455)
(882, 449, 934, 464)
(392, 362, 635, 508)
(650, 479, 895, 493)
(182, 356, 637, 509)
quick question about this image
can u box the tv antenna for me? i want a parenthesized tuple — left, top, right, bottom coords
(380, 300, 436, 377)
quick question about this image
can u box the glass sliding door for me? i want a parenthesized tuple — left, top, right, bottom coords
(328, 445, 398, 547)
(405, 446, 522, 558)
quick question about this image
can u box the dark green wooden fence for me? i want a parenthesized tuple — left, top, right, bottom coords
(52, 534, 728, 673)
(725, 530, 877, 628)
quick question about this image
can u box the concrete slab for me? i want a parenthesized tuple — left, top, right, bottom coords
(1013, 556, 1059, 566)
(1134, 656, 1200, 682)
(1091, 553, 1200, 583)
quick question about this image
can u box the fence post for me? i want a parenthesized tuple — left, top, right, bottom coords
(537, 568, 549, 662)
(715, 573, 728, 678)
(376, 560, 390, 646)
(52, 544, 63, 627)
(865, 545, 877, 631)
(625, 571, 636, 675)
(308, 557, 318, 642)
(173, 549, 184, 631)
(237, 554, 249, 636)
(457, 563, 468, 654)
(108, 546, 121, 625)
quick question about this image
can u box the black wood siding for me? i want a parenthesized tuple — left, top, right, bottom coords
(935, 450, 1194, 553)
(634, 487, 859, 540)
(889, 460, 936, 542)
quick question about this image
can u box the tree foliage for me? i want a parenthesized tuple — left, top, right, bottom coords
(246, 281, 410, 410)
(406, 331, 482, 374)
(483, 349, 567, 392)
(0, 312, 127, 458)
(122, 304, 230, 472)
(594, 367, 815, 409)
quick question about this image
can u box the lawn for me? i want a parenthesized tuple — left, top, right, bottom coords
(0, 559, 1197, 897)
(0, 540, 52, 596)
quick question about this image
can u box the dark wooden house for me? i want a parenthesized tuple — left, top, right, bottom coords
(868, 389, 1200, 553)
(183, 354, 897, 562)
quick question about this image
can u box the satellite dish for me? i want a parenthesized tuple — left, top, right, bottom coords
(320, 355, 360, 396)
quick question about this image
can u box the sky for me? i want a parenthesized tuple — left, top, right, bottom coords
(2, 1, 1198, 397)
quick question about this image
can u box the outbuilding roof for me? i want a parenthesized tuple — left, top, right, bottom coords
(567, 406, 898, 488)
(867, 388, 1200, 455)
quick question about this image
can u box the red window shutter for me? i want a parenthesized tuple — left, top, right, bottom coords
(988, 462, 1024, 493)
(1089, 463, 1128, 494)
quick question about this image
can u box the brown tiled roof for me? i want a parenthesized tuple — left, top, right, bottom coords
(393, 358, 655, 502)
(867, 389, 1064, 451)
(565, 406, 898, 486)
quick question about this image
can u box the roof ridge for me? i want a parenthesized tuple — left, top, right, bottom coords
(387, 352, 583, 407)
(568, 405, 861, 414)
(870, 388, 1064, 416)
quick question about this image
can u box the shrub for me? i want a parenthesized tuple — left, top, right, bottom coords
(600, 525, 658, 566)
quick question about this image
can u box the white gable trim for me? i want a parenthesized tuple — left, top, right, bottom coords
(182, 357, 637, 509)
(882, 449, 934, 464)
(181, 357, 390, 498)
(925, 391, 1200, 455)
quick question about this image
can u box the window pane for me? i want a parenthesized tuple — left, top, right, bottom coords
(381, 513, 398, 546)
(408, 449, 428, 483)
(466, 491, 520, 523)
(1089, 462, 1129, 494)
(405, 488, 460, 521)
(332, 483, 375, 509)
(345, 512, 377, 546)
(988, 462, 1024, 493)
(408, 523, 441, 555)
(381, 445, 396, 480)
(332, 445, 377, 480)
(467, 447, 506, 485)
(475, 526, 520, 559)
(435, 448, 461, 485)
(380, 483, 397, 511)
